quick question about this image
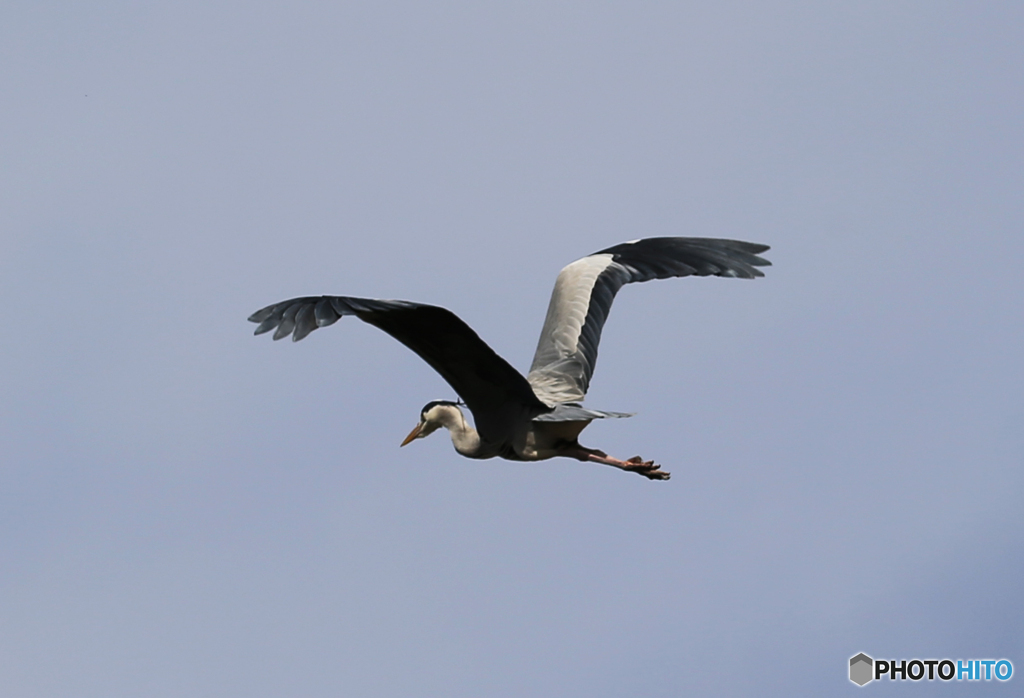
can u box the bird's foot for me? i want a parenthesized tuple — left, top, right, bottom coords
(624, 456, 671, 480)
(580, 450, 671, 480)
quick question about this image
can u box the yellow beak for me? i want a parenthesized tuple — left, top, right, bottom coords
(400, 422, 424, 447)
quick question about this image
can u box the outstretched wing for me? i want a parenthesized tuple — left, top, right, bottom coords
(527, 237, 771, 404)
(249, 296, 549, 432)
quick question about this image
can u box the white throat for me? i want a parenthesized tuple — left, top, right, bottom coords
(425, 404, 482, 457)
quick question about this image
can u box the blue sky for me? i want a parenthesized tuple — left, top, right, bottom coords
(2, 2, 1022, 695)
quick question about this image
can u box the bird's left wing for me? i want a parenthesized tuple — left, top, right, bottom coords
(248, 296, 549, 426)
(527, 237, 771, 404)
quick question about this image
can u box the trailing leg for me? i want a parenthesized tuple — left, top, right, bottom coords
(565, 446, 670, 480)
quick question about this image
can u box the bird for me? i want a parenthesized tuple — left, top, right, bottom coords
(248, 237, 770, 480)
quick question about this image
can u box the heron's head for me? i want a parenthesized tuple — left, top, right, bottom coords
(400, 400, 465, 446)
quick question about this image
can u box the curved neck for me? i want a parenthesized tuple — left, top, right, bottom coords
(434, 405, 483, 457)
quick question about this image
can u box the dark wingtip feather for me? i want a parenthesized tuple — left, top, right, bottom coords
(291, 304, 318, 341)
(272, 316, 295, 340)
(739, 242, 771, 264)
(720, 239, 770, 257)
(314, 298, 340, 327)
(253, 319, 277, 335)
(248, 305, 276, 323)
(690, 238, 771, 269)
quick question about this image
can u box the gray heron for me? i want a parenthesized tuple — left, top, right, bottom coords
(249, 237, 770, 480)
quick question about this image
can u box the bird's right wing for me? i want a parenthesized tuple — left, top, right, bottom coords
(527, 237, 771, 404)
(249, 296, 549, 435)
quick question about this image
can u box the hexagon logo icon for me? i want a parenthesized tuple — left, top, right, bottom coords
(850, 653, 873, 686)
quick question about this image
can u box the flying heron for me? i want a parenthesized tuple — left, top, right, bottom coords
(249, 237, 770, 480)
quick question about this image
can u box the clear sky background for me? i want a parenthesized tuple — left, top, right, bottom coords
(2, 2, 1022, 696)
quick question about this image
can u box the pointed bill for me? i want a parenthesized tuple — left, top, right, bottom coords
(400, 422, 424, 447)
